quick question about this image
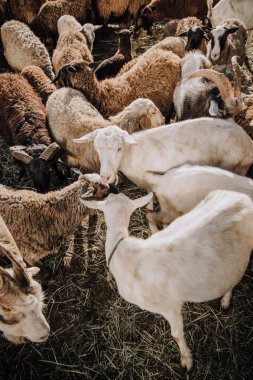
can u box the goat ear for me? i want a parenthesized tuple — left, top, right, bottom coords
(123, 133, 138, 145)
(94, 25, 103, 30)
(131, 192, 153, 211)
(73, 129, 102, 143)
(27, 267, 40, 277)
(80, 198, 107, 210)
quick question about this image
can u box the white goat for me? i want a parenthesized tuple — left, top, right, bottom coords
(207, 0, 253, 30)
(81, 190, 253, 370)
(73, 118, 253, 189)
(145, 164, 253, 232)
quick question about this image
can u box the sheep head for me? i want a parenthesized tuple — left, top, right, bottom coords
(10, 143, 60, 193)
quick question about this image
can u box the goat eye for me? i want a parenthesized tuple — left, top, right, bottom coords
(117, 147, 122, 152)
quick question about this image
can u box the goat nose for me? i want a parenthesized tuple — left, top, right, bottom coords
(39, 332, 50, 341)
(101, 175, 110, 182)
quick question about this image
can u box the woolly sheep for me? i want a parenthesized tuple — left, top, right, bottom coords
(82, 189, 253, 370)
(46, 87, 165, 171)
(95, 29, 132, 81)
(0, 215, 50, 344)
(73, 118, 253, 189)
(1, 20, 54, 80)
(52, 48, 181, 118)
(0, 72, 59, 193)
(8, 0, 47, 25)
(21, 65, 56, 106)
(57, 15, 102, 51)
(0, 174, 110, 265)
(52, 29, 93, 75)
(31, 0, 95, 36)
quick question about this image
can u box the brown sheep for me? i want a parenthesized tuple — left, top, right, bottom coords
(21, 65, 56, 106)
(142, 0, 220, 34)
(8, 0, 47, 25)
(52, 30, 93, 75)
(95, 29, 132, 80)
(0, 174, 110, 264)
(31, 0, 95, 36)
(52, 48, 182, 118)
(0, 72, 59, 193)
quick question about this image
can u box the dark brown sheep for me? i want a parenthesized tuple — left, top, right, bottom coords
(95, 29, 133, 81)
(0, 72, 59, 193)
(142, 0, 220, 34)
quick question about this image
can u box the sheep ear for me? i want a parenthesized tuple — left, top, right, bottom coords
(123, 133, 138, 145)
(80, 198, 107, 210)
(94, 25, 103, 30)
(131, 192, 153, 211)
(226, 26, 239, 34)
(73, 129, 102, 143)
(178, 31, 188, 37)
(27, 267, 40, 277)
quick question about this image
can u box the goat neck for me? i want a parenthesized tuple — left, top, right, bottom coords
(104, 209, 129, 264)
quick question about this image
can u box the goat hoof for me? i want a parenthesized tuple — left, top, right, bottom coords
(181, 353, 193, 372)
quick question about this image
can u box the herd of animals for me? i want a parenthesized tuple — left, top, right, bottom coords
(0, 0, 253, 373)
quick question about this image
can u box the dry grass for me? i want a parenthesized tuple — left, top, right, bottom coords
(0, 21, 252, 380)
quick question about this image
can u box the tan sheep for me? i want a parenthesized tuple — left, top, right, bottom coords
(52, 30, 93, 75)
(52, 48, 182, 118)
(46, 88, 165, 171)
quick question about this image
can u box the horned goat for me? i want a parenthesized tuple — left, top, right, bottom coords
(0, 215, 50, 344)
(73, 119, 253, 189)
(52, 49, 181, 118)
(47, 88, 164, 171)
(1, 20, 54, 80)
(82, 189, 253, 370)
(0, 72, 59, 193)
(206, 19, 247, 66)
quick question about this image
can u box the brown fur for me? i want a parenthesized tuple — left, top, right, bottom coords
(21, 66, 56, 106)
(32, 0, 95, 35)
(0, 175, 110, 264)
(52, 30, 93, 74)
(143, 0, 219, 20)
(0, 73, 51, 146)
(64, 49, 181, 118)
(8, 0, 47, 24)
(235, 97, 253, 139)
(95, 30, 132, 80)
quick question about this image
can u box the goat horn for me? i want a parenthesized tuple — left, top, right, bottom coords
(188, 69, 243, 115)
(0, 244, 31, 293)
(39, 142, 60, 161)
(231, 56, 242, 101)
(0, 267, 19, 298)
(10, 146, 33, 164)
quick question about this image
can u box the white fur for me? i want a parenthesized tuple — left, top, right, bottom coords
(81, 189, 253, 370)
(47, 88, 164, 169)
(146, 164, 253, 231)
(74, 118, 253, 187)
(208, 0, 253, 30)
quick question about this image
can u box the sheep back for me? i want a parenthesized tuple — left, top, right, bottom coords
(1, 20, 54, 80)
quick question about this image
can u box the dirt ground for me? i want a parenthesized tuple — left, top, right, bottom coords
(0, 21, 252, 380)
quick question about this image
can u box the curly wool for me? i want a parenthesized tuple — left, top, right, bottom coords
(0, 175, 109, 264)
(1, 20, 54, 80)
(0, 73, 51, 146)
